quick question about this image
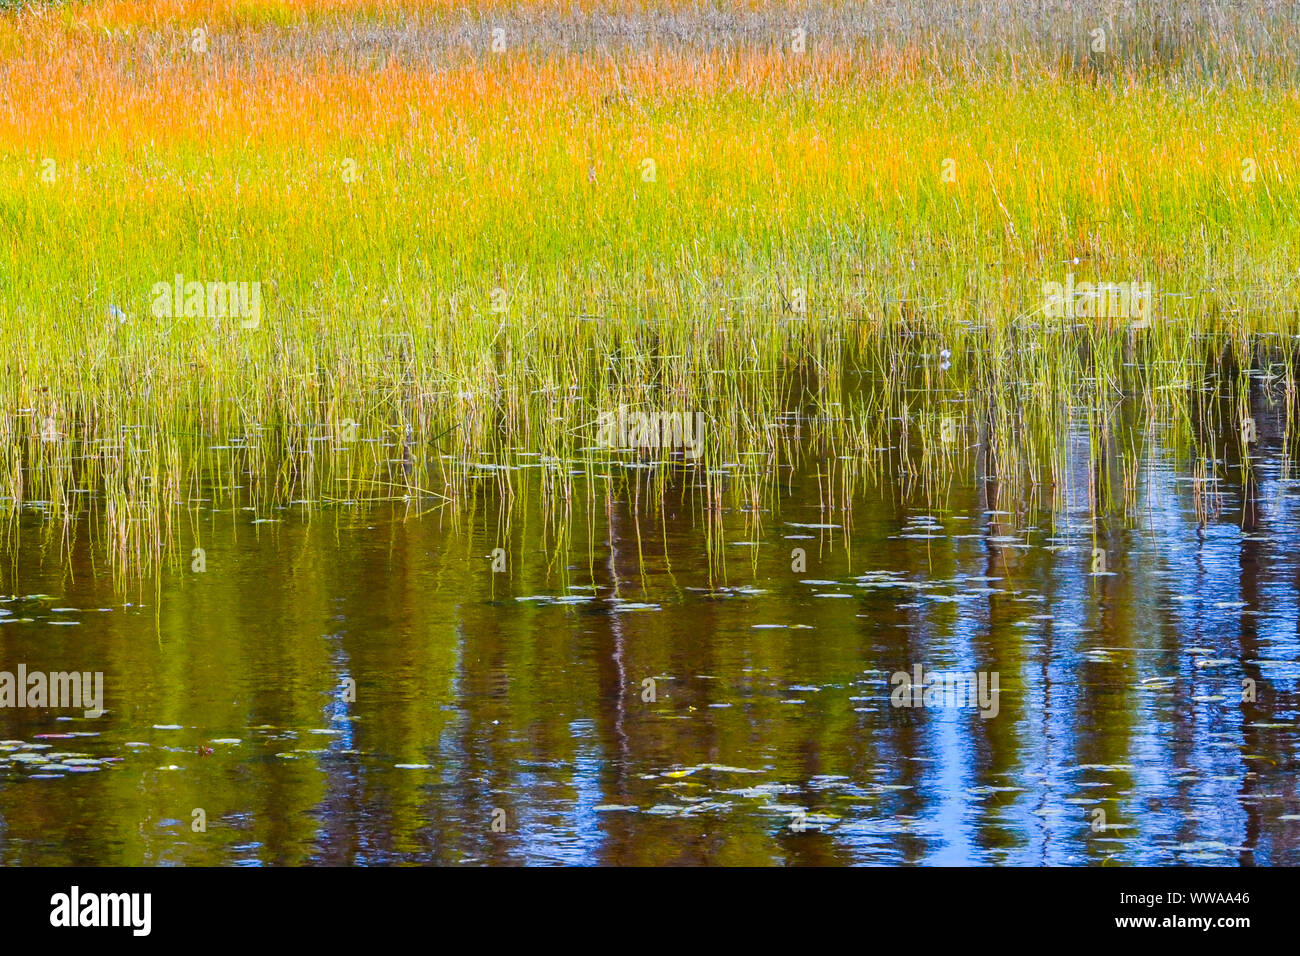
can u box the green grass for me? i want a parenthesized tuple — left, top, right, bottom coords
(2, 0, 1298, 572)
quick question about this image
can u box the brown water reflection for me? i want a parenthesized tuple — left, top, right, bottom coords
(2, 428, 1300, 865)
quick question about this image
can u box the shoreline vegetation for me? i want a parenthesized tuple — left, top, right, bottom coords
(1, 0, 1298, 572)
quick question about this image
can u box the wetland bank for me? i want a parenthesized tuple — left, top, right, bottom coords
(2, 0, 1300, 865)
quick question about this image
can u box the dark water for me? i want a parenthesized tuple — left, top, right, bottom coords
(2, 424, 1300, 866)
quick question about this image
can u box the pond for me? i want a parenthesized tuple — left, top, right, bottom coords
(2, 407, 1297, 865)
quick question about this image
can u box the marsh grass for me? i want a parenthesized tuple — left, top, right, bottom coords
(2, 0, 1298, 575)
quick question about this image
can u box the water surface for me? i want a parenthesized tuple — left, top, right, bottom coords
(2, 420, 1299, 865)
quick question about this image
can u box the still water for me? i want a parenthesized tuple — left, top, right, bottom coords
(2, 423, 1299, 865)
